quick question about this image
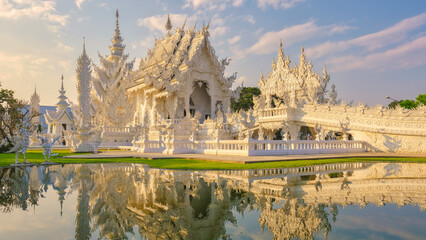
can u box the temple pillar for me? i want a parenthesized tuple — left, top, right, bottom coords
(289, 122, 301, 140)
(266, 130, 274, 140)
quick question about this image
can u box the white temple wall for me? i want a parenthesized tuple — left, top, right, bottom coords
(258, 104, 426, 154)
(351, 130, 426, 154)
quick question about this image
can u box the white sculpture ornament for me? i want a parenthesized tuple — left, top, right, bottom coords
(314, 123, 323, 141)
(8, 117, 32, 166)
(239, 110, 256, 139)
(339, 117, 351, 141)
(38, 135, 60, 164)
(281, 121, 290, 141)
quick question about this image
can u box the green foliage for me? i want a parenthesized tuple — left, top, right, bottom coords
(387, 100, 401, 109)
(231, 87, 261, 112)
(387, 93, 425, 109)
(0, 84, 27, 150)
(416, 93, 426, 105)
(399, 99, 418, 109)
(37, 124, 43, 133)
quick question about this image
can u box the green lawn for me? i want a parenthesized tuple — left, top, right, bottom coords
(0, 150, 425, 170)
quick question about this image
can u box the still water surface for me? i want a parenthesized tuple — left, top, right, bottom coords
(1, 162, 426, 240)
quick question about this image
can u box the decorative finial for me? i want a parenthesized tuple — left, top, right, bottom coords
(280, 39, 283, 49)
(83, 37, 86, 55)
(192, 20, 198, 31)
(61, 75, 64, 91)
(115, 9, 119, 29)
(182, 17, 187, 30)
(165, 14, 172, 32)
(206, 18, 211, 29)
(301, 44, 305, 54)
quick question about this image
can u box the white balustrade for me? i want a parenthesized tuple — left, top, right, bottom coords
(141, 139, 367, 156)
(103, 126, 134, 133)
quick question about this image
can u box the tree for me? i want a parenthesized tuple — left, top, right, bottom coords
(0, 84, 36, 152)
(388, 93, 425, 110)
(415, 93, 426, 105)
(399, 99, 418, 109)
(231, 87, 261, 112)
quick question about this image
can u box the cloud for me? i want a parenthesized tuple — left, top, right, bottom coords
(308, 12, 426, 58)
(75, 0, 87, 9)
(257, 0, 305, 10)
(235, 76, 246, 85)
(329, 35, 426, 72)
(57, 42, 73, 52)
(137, 14, 197, 33)
(228, 35, 241, 45)
(243, 15, 255, 25)
(210, 26, 229, 38)
(183, 0, 244, 11)
(248, 20, 349, 55)
(0, 0, 69, 27)
(233, 0, 244, 7)
(137, 13, 228, 39)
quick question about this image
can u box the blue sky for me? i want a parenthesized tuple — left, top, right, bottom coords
(0, 0, 425, 106)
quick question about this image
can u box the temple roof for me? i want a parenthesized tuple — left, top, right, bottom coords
(44, 107, 73, 124)
(128, 23, 235, 94)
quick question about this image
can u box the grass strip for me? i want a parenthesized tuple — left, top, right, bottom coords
(0, 150, 425, 170)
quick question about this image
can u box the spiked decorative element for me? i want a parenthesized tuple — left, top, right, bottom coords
(165, 14, 172, 32)
(30, 84, 41, 124)
(109, 9, 125, 60)
(76, 38, 92, 128)
(56, 75, 69, 110)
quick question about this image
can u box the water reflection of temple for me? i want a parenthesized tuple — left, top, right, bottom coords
(1, 162, 426, 239)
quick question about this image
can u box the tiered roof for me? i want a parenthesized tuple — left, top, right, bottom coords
(129, 20, 236, 96)
(45, 75, 73, 123)
(259, 41, 330, 106)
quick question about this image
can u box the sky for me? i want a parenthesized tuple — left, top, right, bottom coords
(0, 0, 425, 106)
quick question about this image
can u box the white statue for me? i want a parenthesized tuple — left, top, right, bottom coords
(339, 117, 350, 141)
(38, 135, 60, 164)
(281, 121, 290, 141)
(239, 110, 256, 139)
(8, 117, 32, 165)
(314, 123, 323, 141)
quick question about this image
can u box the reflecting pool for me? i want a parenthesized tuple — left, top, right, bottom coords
(1, 162, 426, 240)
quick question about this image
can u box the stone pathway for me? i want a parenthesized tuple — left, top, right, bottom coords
(63, 151, 426, 164)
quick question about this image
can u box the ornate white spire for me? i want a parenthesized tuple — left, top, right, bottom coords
(76, 38, 92, 128)
(109, 9, 124, 60)
(57, 75, 69, 110)
(30, 84, 41, 124)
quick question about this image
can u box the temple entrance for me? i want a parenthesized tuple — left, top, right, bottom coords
(190, 81, 211, 122)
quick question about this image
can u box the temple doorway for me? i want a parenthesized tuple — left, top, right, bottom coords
(190, 81, 211, 122)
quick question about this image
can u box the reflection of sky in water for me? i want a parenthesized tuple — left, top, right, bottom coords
(1, 163, 426, 240)
(321, 205, 426, 240)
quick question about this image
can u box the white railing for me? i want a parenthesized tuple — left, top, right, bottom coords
(214, 162, 371, 178)
(103, 126, 134, 133)
(134, 139, 366, 156)
(258, 107, 287, 118)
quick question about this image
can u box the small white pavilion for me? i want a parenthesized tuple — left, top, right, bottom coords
(44, 75, 74, 145)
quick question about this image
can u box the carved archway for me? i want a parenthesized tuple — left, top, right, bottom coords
(190, 81, 211, 122)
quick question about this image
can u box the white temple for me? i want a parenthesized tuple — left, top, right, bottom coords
(33, 11, 425, 154)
